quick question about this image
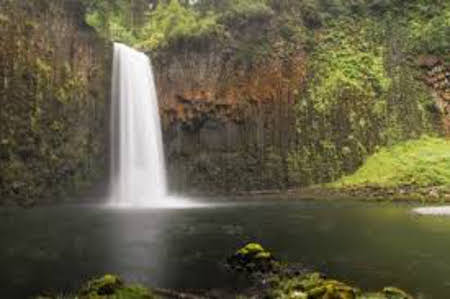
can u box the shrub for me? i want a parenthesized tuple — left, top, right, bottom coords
(138, 0, 221, 50)
(221, 0, 274, 24)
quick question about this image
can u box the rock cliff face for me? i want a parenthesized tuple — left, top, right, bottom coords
(152, 35, 444, 195)
(419, 56, 450, 134)
(0, 0, 110, 205)
(153, 41, 306, 193)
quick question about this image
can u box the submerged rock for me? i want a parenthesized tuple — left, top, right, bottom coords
(382, 287, 413, 298)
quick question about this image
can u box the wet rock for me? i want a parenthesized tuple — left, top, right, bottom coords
(79, 274, 124, 296)
(227, 243, 276, 273)
(227, 245, 413, 299)
(382, 286, 413, 299)
(269, 272, 361, 299)
(269, 272, 413, 299)
(77, 274, 156, 299)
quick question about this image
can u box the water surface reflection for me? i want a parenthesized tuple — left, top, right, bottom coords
(1, 200, 450, 298)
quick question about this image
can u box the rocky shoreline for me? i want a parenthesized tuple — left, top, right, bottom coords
(291, 185, 450, 203)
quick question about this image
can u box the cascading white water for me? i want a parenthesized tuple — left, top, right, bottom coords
(109, 43, 169, 206)
(109, 43, 212, 208)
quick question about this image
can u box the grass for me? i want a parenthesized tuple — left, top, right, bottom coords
(332, 136, 450, 188)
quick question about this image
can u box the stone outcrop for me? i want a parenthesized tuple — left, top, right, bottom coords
(152, 39, 446, 195)
(418, 55, 450, 134)
(153, 40, 306, 194)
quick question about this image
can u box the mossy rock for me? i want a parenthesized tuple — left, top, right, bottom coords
(236, 243, 266, 256)
(381, 287, 413, 299)
(228, 243, 276, 273)
(271, 272, 360, 298)
(80, 274, 124, 296)
(269, 272, 412, 299)
(78, 274, 156, 299)
(113, 285, 155, 299)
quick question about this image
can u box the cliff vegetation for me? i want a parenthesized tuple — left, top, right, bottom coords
(0, 0, 109, 205)
(331, 136, 450, 195)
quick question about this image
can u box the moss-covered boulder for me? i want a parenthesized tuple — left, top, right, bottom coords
(227, 243, 277, 273)
(78, 274, 156, 299)
(80, 274, 124, 296)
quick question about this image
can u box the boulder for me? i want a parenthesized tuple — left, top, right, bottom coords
(227, 243, 276, 273)
(79, 274, 124, 296)
(78, 274, 155, 299)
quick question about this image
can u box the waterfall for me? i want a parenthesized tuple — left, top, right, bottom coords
(109, 43, 169, 206)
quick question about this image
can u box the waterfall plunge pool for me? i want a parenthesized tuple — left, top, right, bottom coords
(1, 199, 450, 298)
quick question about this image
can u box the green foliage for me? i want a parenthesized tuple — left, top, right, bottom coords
(81, 0, 449, 56)
(333, 137, 450, 188)
(221, 0, 273, 23)
(406, 2, 450, 55)
(308, 19, 390, 115)
(234, 37, 272, 65)
(287, 11, 438, 186)
(84, 0, 137, 44)
(138, 0, 221, 50)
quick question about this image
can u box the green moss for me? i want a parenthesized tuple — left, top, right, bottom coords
(308, 19, 390, 116)
(236, 243, 265, 256)
(80, 274, 124, 296)
(332, 137, 450, 188)
(269, 272, 412, 299)
(78, 275, 156, 299)
(228, 243, 276, 273)
(254, 251, 272, 259)
(288, 13, 437, 187)
(228, 245, 413, 298)
(113, 285, 155, 299)
(382, 287, 412, 298)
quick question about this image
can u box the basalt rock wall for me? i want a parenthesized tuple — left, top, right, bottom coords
(153, 41, 444, 195)
(0, 0, 111, 205)
(153, 41, 306, 194)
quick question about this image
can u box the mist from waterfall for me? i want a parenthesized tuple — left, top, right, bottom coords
(109, 43, 201, 208)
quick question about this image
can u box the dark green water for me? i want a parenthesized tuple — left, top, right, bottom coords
(1, 200, 450, 298)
